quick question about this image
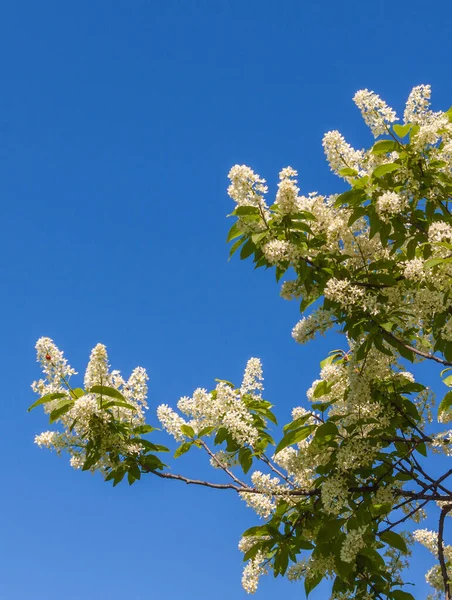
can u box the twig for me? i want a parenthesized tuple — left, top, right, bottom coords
(438, 504, 452, 600)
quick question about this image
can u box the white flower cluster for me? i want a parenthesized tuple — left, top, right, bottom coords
(275, 167, 300, 215)
(324, 278, 365, 312)
(404, 85, 432, 124)
(353, 88, 398, 137)
(322, 130, 364, 176)
(32, 338, 149, 471)
(158, 358, 263, 447)
(227, 165, 268, 208)
(321, 473, 349, 515)
(292, 308, 334, 344)
(376, 191, 408, 221)
(340, 526, 368, 563)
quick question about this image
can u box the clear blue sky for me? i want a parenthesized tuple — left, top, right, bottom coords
(1, 1, 452, 598)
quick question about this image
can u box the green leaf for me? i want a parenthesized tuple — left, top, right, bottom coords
(227, 221, 243, 242)
(372, 140, 399, 154)
(283, 414, 311, 433)
(180, 424, 195, 438)
(27, 392, 67, 412)
(234, 206, 260, 216)
(313, 379, 332, 399)
(174, 442, 193, 458)
(424, 257, 446, 269)
(102, 400, 137, 411)
(393, 123, 412, 138)
(243, 524, 279, 537)
(49, 398, 75, 423)
(338, 167, 358, 177)
(438, 391, 452, 416)
(89, 385, 126, 402)
(379, 531, 407, 553)
(240, 238, 256, 260)
(133, 424, 157, 434)
(391, 590, 415, 600)
(229, 235, 245, 258)
(334, 188, 365, 207)
(373, 163, 401, 178)
(71, 388, 85, 399)
(314, 421, 338, 442)
(198, 426, 216, 437)
(305, 572, 323, 597)
(238, 447, 253, 474)
(275, 424, 316, 455)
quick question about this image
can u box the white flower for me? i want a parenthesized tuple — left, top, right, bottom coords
(340, 527, 367, 563)
(292, 308, 334, 344)
(156, 404, 187, 442)
(404, 85, 432, 124)
(322, 130, 364, 176)
(241, 357, 264, 396)
(376, 191, 408, 221)
(227, 165, 268, 208)
(275, 167, 300, 215)
(353, 89, 398, 137)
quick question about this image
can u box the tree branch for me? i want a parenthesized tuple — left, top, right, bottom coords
(438, 504, 452, 600)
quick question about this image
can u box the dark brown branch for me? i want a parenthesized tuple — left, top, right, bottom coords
(438, 504, 452, 600)
(384, 329, 452, 366)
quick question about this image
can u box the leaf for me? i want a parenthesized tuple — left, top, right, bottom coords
(424, 257, 446, 269)
(438, 391, 452, 416)
(227, 221, 243, 242)
(243, 523, 279, 537)
(133, 424, 157, 434)
(373, 163, 401, 178)
(102, 401, 137, 411)
(391, 590, 415, 600)
(372, 140, 399, 154)
(240, 239, 256, 260)
(174, 442, 192, 458)
(275, 425, 316, 455)
(304, 572, 323, 597)
(229, 236, 245, 258)
(71, 388, 85, 399)
(338, 167, 358, 177)
(313, 380, 332, 399)
(283, 414, 311, 433)
(234, 206, 260, 216)
(393, 123, 412, 138)
(49, 398, 75, 423)
(334, 188, 366, 208)
(379, 531, 407, 553)
(89, 386, 126, 402)
(314, 421, 338, 442)
(27, 392, 68, 412)
(238, 447, 253, 474)
(198, 426, 216, 437)
(180, 424, 195, 438)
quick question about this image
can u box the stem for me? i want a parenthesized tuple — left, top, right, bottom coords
(438, 504, 452, 600)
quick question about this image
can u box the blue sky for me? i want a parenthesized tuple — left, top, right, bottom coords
(2, 1, 452, 598)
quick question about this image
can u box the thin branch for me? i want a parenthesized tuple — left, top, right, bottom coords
(148, 470, 248, 492)
(383, 329, 452, 366)
(438, 504, 452, 600)
(198, 440, 248, 488)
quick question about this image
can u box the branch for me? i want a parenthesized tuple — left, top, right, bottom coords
(148, 470, 249, 492)
(384, 329, 452, 366)
(198, 440, 248, 488)
(438, 504, 452, 600)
